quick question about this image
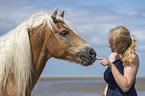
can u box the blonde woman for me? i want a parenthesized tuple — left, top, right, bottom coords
(97, 26, 139, 96)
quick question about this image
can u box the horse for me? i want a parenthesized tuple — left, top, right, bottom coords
(0, 9, 96, 96)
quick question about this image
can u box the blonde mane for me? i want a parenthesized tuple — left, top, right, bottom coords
(0, 11, 67, 96)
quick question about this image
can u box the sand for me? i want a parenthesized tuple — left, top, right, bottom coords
(32, 76, 145, 96)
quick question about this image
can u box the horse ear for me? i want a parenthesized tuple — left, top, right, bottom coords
(51, 8, 58, 21)
(59, 11, 64, 18)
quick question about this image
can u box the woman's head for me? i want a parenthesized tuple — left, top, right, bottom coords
(109, 26, 136, 64)
(109, 26, 131, 54)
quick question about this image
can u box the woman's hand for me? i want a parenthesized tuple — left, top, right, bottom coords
(96, 56, 112, 68)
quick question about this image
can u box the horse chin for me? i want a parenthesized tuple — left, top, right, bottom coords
(81, 60, 93, 66)
(80, 58, 95, 66)
(65, 56, 91, 66)
(72, 58, 92, 66)
(65, 50, 96, 66)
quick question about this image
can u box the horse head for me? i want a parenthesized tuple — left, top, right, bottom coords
(45, 9, 97, 66)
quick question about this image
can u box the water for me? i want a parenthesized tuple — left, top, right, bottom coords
(32, 76, 145, 96)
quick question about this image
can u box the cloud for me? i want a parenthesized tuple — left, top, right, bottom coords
(63, 5, 145, 51)
(0, 0, 144, 51)
(0, 1, 40, 35)
(138, 45, 145, 51)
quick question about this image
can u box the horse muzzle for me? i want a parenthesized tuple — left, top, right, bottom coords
(77, 46, 96, 66)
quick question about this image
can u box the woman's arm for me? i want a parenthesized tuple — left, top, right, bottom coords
(97, 55, 139, 92)
(111, 55, 139, 92)
(103, 84, 108, 96)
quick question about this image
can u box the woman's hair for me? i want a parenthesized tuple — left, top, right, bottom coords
(110, 26, 136, 65)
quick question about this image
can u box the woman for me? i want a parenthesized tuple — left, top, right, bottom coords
(97, 26, 139, 96)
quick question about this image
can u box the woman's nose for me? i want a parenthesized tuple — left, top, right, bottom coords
(108, 43, 111, 47)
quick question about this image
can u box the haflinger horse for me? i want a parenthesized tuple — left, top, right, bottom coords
(0, 9, 96, 96)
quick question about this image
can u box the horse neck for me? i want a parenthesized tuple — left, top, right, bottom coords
(29, 23, 51, 89)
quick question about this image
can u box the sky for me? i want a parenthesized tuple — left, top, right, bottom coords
(0, 0, 145, 76)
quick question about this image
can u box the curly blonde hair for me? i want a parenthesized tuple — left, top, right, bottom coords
(110, 26, 136, 65)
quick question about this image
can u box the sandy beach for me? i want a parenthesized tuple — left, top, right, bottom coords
(39, 75, 145, 91)
(32, 76, 145, 96)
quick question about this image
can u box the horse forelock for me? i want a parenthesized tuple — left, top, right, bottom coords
(29, 11, 78, 37)
(56, 16, 78, 35)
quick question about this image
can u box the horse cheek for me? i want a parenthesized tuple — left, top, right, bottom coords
(46, 40, 66, 58)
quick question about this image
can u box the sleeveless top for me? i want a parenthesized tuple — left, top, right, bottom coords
(104, 59, 137, 96)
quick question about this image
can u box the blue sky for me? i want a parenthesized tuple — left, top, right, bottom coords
(0, 0, 145, 76)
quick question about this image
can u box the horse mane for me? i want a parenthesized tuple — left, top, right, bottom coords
(0, 11, 71, 96)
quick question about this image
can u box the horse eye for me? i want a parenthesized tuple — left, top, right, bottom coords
(60, 30, 69, 37)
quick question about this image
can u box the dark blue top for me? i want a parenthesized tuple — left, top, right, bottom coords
(104, 59, 137, 96)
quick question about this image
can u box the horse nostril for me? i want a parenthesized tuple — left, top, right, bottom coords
(89, 49, 96, 58)
(90, 50, 95, 55)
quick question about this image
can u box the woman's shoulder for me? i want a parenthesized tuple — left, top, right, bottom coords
(124, 53, 139, 67)
(133, 53, 139, 66)
(108, 52, 118, 62)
